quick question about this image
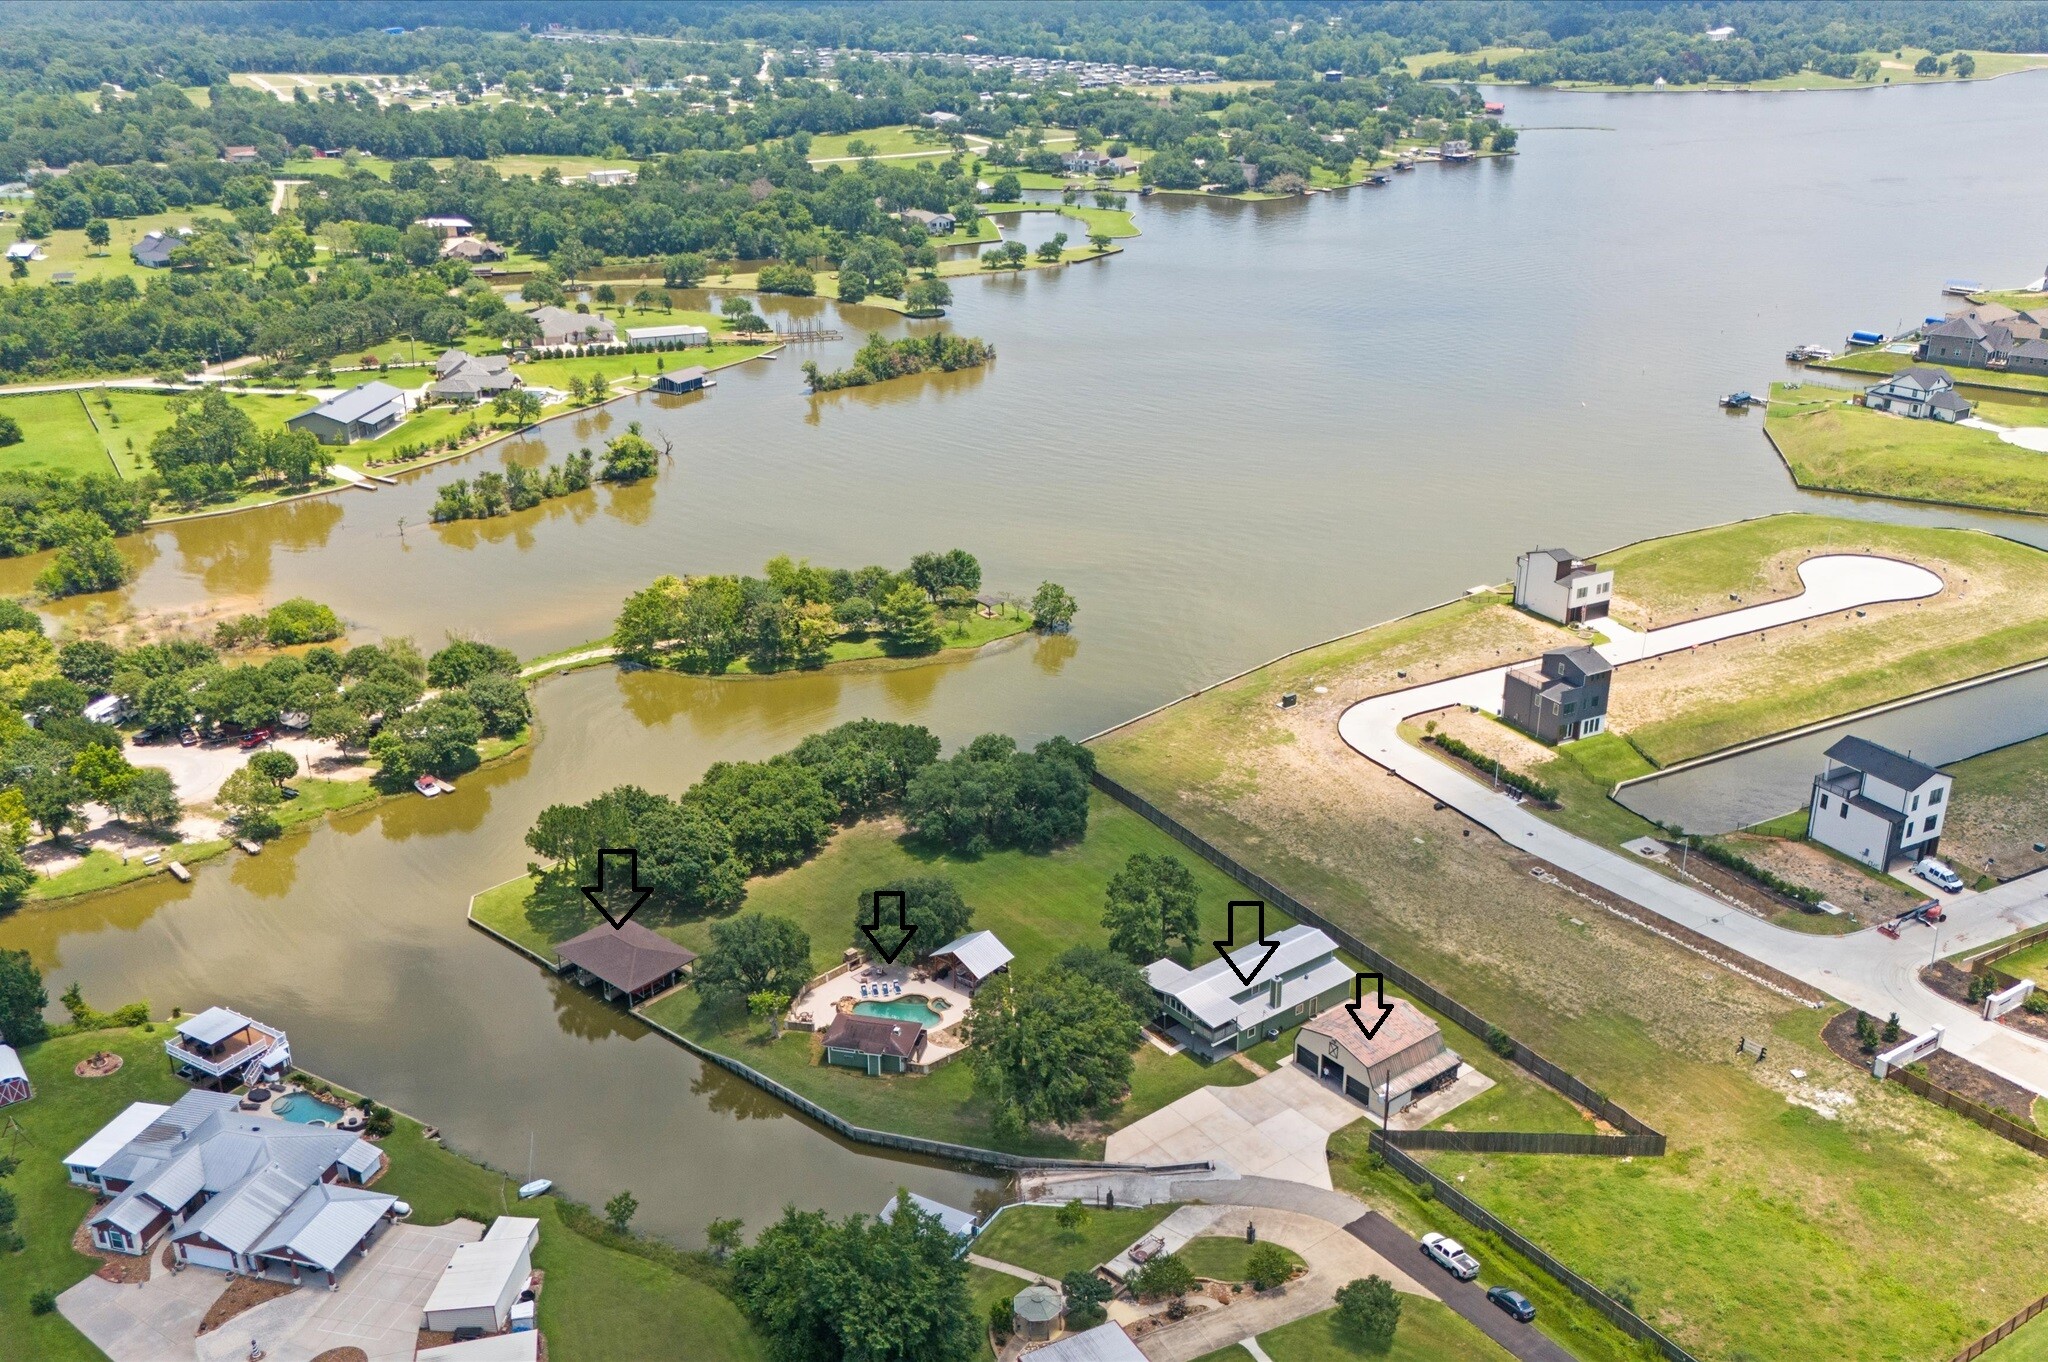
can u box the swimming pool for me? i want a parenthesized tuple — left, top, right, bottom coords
(853, 996, 943, 1028)
(273, 1092, 346, 1125)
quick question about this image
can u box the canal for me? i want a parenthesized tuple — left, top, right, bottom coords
(6, 75, 2048, 1248)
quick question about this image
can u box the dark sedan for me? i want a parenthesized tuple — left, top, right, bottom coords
(1487, 1286, 1536, 1322)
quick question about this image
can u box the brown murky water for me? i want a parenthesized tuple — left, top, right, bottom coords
(7, 77, 2048, 1246)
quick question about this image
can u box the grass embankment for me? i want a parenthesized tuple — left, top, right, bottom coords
(1765, 383, 2048, 516)
(973, 1204, 1176, 1279)
(1090, 514, 2048, 1361)
(1194, 1298, 1516, 1362)
(485, 789, 1581, 1156)
(979, 203, 1141, 240)
(3, 1026, 762, 1362)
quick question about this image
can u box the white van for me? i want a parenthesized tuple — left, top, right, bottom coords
(1914, 858, 1964, 893)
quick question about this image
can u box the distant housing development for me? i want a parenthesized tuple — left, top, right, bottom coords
(1146, 925, 1352, 1055)
(1809, 735, 1952, 870)
(1514, 547, 1613, 624)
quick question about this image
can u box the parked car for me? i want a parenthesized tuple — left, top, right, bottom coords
(238, 728, 273, 749)
(1914, 858, 1964, 893)
(179, 728, 199, 747)
(1486, 1286, 1536, 1321)
(1420, 1232, 1480, 1280)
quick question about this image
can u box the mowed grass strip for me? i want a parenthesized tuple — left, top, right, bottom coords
(1194, 1298, 1518, 1362)
(1765, 385, 2048, 515)
(0, 391, 113, 477)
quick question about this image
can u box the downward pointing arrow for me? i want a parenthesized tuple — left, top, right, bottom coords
(1345, 973, 1396, 1041)
(581, 848, 652, 930)
(860, 890, 917, 965)
(1213, 900, 1281, 986)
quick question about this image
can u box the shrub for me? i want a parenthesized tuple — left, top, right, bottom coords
(1484, 1025, 1515, 1058)
(987, 1295, 1011, 1342)
(1246, 1241, 1295, 1291)
(29, 1286, 57, 1315)
(1424, 734, 1557, 802)
(1686, 837, 1823, 906)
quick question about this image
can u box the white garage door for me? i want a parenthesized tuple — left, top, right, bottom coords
(180, 1244, 237, 1272)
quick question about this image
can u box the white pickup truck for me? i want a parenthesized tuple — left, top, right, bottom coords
(1420, 1232, 1481, 1281)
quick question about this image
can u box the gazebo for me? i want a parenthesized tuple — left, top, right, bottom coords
(555, 921, 697, 1004)
(1013, 1283, 1064, 1341)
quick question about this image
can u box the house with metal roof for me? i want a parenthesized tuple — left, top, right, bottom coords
(0, 1043, 30, 1108)
(132, 228, 183, 268)
(554, 920, 697, 1004)
(72, 1089, 394, 1279)
(423, 1216, 539, 1334)
(822, 1012, 926, 1074)
(651, 364, 709, 394)
(1809, 735, 1952, 870)
(287, 381, 409, 445)
(1295, 997, 1462, 1117)
(1027, 1323, 1147, 1362)
(928, 929, 1012, 989)
(528, 305, 616, 347)
(165, 1006, 290, 1089)
(64, 1101, 169, 1185)
(882, 1190, 978, 1244)
(1144, 925, 1352, 1055)
(626, 322, 710, 346)
(1502, 646, 1612, 744)
(1864, 367, 1972, 423)
(430, 350, 518, 402)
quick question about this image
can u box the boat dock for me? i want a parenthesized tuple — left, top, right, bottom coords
(167, 862, 192, 882)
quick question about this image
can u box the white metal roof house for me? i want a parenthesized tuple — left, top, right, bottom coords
(4, 241, 43, 261)
(75, 1090, 393, 1278)
(424, 1215, 540, 1333)
(1145, 925, 1353, 1055)
(1809, 735, 1953, 870)
(418, 1333, 541, 1362)
(164, 1006, 289, 1088)
(928, 929, 1013, 988)
(1028, 1322, 1147, 1362)
(287, 381, 409, 446)
(1295, 998, 1462, 1117)
(882, 1191, 979, 1244)
(625, 322, 710, 346)
(62, 1100, 168, 1184)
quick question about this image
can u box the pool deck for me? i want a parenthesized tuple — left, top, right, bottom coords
(785, 960, 975, 1062)
(246, 1080, 367, 1131)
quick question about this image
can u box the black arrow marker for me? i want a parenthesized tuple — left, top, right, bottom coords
(581, 847, 653, 930)
(1345, 973, 1396, 1041)
(860, 889, 917, 965)
(1213, 899, 1281, 986)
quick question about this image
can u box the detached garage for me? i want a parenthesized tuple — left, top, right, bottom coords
(423, 1216, 539, 1335)
(1294, 998, 1462, 1119)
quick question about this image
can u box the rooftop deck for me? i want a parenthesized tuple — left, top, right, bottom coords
(165, 1022, 286, 1079)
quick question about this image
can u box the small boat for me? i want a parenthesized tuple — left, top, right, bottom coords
(1719, 391, 1758, 409)
(1365, 173, 1390, 186)
(1943, 278, 1983, 297)
(167, 861, 192, 882)
(519, 1178, 553, 1200)
(237, 839, 262, 855)
(1784, 343, 1834, 362)
(415, 774, 441, 797)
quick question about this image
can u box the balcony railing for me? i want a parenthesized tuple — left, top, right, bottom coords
(164, 1027, 285, 1078)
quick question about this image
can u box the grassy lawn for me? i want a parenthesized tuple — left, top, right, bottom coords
(6, 211, 200, 287)
(1402, 46, 1533, 76)
(2, 1026, 762, 1362)
(1938, 733, 2048, 883)
(979, 203, 1141, 240)
(972, 1204, 1176, 1279)
(1176, 1235, 1305, 1283)
(1090, 512, 2048, 1360)
(1597, 515, 2048, 764)
(28, 838, 231, 902)
(281, 155, 395, 179)
(1765, 383, 2048, 516)
(968, 1264, 1031, 1362)
(801, 126, 963, 160)
(1988, 938, 2048, 988)
(1547, 47, 2048, 92)
(0, 391, 116, 477)
(1197, 1299, 1516, 1362)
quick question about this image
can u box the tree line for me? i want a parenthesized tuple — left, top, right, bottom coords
(801, 333, 993, 393)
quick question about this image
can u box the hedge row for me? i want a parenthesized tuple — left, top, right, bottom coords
(1688, 837, 1823, 906)
(1425, 734, 1558, 803)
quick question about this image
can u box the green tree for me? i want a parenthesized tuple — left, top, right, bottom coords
(635, 798, 746, 913)
(965, 968, 1140, 1129)
(905, 278, 953, 314)
(854, 877, 972, 963)
(1130, 1251, 1194, 1301)
(1088, 232, 1112, 253)
(1102, 852, 1201, 963)
(58, 639, 120, 689)
(605, 1189, 639, 1233)
(1246, 1241, 1296, 1291)
(1030, 581, 1077, 632)
(600, 431, 660, 482)
(70, 744, 136, 804)
(264, 597, 342, 645)
(427, 639, 520, 688)
(113, 767, 181, 829)
(83, 218, 111, 250)
(877, 582, 941, 651)
(36, 532, 132, 599)
(218, 765, 284, 839)
(786, 718, 940, 813)
(730, 1202, 977, 1362)
(1335, 1275, 1401, 1349)
(685, 759, 836, 874)
(495, 388, 543, 427)
(1914, 54, 1940, 74)
(1054, 944, 1155, 1020)
(1954, 51, 1977, 77)
(1055, 1199, 1087, 1235)
(248, 749, 298, 787)
(0, 947, 49, 1046)
(706, 1217, 745, 1260)
(748, 989, 792, 1037)
(694, 913, 813, 1010)
(1062, 1269, 1112, 1327)
(368, 693, 484, 783)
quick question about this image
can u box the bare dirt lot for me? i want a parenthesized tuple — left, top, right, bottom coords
(1716, 832, 1924, 924)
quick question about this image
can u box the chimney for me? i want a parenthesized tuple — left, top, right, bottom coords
(1268, 978, 1282, 1008)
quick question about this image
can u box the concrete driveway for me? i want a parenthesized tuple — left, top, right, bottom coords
(61, 1219, 476, 1362)
(1106, 1066, 1364, 1188)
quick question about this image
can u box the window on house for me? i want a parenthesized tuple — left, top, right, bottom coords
(1912, 794, 1920, 811)
(1575, 587, 1587, 598)
(1929, 787, 1944, 806)
(1840, 802, 1850, 819)
(1818, 794, 1829, 810)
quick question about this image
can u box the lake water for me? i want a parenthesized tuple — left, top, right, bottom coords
(8, 75, 2048, 1248)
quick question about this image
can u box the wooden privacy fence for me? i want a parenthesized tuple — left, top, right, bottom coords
(1092, 772, 1667, 1153)
(1887, 1067, 2048, 1158)
(1382, 1127, 1666, 1157)
(1968, 922, 2048, 973)
(1953, 1292, 2048, 1362)
(1370, 1133, 1699, 1362)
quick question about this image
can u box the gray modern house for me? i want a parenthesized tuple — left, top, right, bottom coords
(1145, 924, 1352, 1055)
(429, 350, 517, 402)
(528, 306, 616, 347)
(1502, 646, 1612, 743)
(1917, 302, 2048, 376)
(1864, 367, 1972, 422)
(286, 381, 408, 445)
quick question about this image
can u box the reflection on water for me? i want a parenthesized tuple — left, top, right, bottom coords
(1033, 632, 1079, 676)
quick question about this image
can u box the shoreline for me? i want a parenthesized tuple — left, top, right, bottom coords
(520, 611, 1035, 683)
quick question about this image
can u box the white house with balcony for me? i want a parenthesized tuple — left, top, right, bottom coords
(1145, 925, 1353, 1055)
(165, 1006, 290, 1089)
(1808, 735, 1953, 870)
(1514, 548, 1614, 624)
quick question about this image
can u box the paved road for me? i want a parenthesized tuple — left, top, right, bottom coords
(1347, 1213, 1578, 1362)
(1335, 554, 2048, 1094)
